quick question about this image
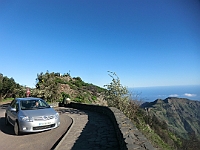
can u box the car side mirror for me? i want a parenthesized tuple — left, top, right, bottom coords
(10, 108, 16, 112)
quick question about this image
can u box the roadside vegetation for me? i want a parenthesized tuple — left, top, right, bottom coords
(32, 71, 105, 104)
(0, 98, 14, 104)
(103, 71, 200, 150)
(0, 71, 105, 104)
(0, 73, 26, 101)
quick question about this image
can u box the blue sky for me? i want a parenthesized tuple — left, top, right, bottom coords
(0, 0, 200, 88)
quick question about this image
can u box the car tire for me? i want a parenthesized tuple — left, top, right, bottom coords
(14, 121, 21, 135)
(5, 114, 10, 126)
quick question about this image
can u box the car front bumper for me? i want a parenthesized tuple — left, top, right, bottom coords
(18, 117, 60, 133)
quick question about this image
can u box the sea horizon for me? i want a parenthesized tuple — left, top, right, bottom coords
(129, 85, 200, 102)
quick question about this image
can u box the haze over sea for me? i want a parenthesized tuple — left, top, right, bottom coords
(129, 85, 200, 102)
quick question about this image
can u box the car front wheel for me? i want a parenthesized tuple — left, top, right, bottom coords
(14, 121, 21, 135)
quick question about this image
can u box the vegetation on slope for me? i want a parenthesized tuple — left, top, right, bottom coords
(104, 71, 181, 149)
(0, 71, 105, 105)
(141, 97, 200, 149)
(31, 71, 106, 104)
(0, 73, 26, 101)
(104, 71, 200, 150)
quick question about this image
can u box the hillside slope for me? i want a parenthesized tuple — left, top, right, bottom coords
(32, 72, 107, 105)
(141, 97, 200, 139)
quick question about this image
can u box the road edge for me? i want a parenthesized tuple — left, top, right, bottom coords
(53, 115, 74, 150)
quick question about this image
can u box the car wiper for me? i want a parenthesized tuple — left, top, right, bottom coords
(29, 107, 39, 110)
(37, 106, 50, 109)
(21, 108, 30, 110)
(37, 107, 45, 109)
(21, 108, 37, 110)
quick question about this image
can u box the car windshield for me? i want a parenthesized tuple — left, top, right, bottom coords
(20, 99, 50, 110)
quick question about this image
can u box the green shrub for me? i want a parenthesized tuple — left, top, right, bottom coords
(61, 92, 70, 99)
(73, 97, 83, 103)
(91, 96, 97, 101)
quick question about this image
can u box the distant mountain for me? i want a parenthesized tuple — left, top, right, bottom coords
(141, 97, 200, 139)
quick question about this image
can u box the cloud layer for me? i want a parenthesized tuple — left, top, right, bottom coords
(184, 93, 197, 97)
(169, 94, 179, 97)
(168, 93, 197, 98)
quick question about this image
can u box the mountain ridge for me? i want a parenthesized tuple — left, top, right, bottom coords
(141, 97, 200, 140)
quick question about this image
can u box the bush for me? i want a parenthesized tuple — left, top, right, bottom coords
(73, 97, 83, 103)
(104, 71, 139, 118)
(61, 92, 70, 99)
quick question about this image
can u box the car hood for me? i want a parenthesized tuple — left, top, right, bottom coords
(19, 108, 57, 117)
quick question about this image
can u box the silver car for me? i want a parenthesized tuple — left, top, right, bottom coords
(5, 97, 60, 135)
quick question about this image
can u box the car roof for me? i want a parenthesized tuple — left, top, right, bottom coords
(15, 97, 42, 101)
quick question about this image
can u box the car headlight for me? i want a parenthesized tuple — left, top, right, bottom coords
(20, 116, 33, 122)
(55, 113, 59, 119)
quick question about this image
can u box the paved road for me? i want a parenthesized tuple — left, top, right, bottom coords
(1, 102, 120, 150)
(0, 103, 72, 150)
(56, 107, 119, 150)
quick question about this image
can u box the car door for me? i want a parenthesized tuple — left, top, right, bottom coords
(7, 100, 18, 125)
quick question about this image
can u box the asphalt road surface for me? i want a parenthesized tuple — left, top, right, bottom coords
(0, 103, 72, 150)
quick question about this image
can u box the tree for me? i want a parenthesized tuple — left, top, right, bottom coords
(34, 71, 60, 102)
(104, 71, 129, 109)
(104, 71, 139, 118)
(0, 74, 22, 101)
(1, 76, 16, 99)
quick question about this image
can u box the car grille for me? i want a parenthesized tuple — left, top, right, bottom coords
(34, 115, 54, 121)
(33, 124, 55, 130)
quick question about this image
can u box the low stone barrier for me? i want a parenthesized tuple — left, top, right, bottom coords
(60, 102, 155, 150)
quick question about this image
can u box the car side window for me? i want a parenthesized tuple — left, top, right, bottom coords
(16, 102, 19, 111)
(10, 100, 17, 108)
(10, 100, 15, 107)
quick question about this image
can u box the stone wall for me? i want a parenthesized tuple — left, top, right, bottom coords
(63, 102, 155, 150)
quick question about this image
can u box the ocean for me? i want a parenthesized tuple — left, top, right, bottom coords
(129, 85, 200, 102)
